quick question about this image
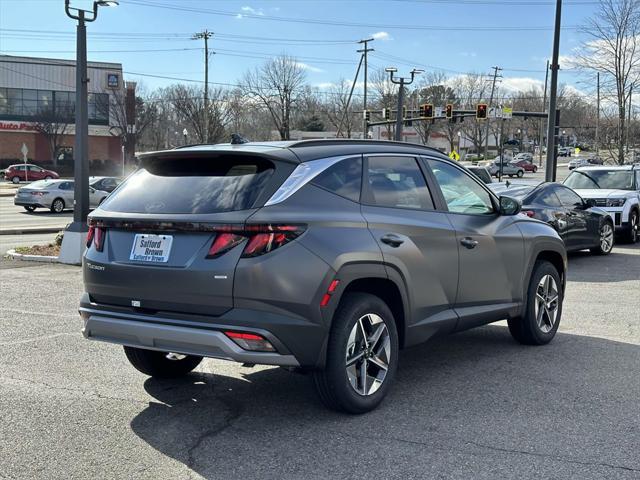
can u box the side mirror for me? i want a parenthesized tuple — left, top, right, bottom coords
(499, 195, 522, 216)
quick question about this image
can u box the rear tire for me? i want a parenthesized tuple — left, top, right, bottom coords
(44, 176, 52, 180)
(590, 220, 614, 255)
(517, 169, 524, 178)
(533, 166, 538, 173)
(123, 346, 202, 378)
(12, 176, 20, 184)
(313, 293, 399, 414)
(23, 206, 36, 212)
(508, 260, 562, 346)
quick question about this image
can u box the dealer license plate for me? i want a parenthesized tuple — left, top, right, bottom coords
(129, 234, 173, 263)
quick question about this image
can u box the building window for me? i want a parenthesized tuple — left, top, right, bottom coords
(0, 87, 109, 125)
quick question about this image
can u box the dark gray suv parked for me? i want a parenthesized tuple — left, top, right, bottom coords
(80, 140, 567, 413)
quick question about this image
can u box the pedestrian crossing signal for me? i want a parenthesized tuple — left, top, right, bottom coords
(446, 104, 453, 119)
(476, 104, 488, 120)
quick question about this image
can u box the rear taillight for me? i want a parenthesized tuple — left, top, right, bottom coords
(86, 226, 95, 247)
(205, 224, 305, 259)
(224, 331, 276, 352)
(521, 210, 536, 218)
(206, 233, 244, 259)
(31, 191, 46, 196)
(94, 227, 106, 251)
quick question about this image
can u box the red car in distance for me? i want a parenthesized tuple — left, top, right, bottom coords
(510, 159, 538, 173)
(4, 164, 60, 184)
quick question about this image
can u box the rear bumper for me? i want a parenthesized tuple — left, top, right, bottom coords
(14, 198, 48, 208)
(79, 293, 327, 367)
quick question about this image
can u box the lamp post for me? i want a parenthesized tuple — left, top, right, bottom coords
(60, 0, 118, 265)
(386, 67, 423, 141)
(183, 128, 188, 145)
(457, 131, 462, 152)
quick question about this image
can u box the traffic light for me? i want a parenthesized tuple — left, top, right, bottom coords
(418, 104, 425, 118)
(446, 104, 453, 119)
(420, 104, 433, 119)
(363, 110, 371, 121)
(383, 108, 390, 121)
(476, 103, 488, 120)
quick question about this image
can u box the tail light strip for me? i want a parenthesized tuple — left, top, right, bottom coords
(208, 225, 305, 258)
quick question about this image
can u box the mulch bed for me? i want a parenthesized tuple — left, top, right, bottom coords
(14, 244, 61, 257)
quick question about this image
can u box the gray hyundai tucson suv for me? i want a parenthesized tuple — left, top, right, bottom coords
(80, 139, 567, 413)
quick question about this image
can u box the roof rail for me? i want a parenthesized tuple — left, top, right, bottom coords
(284, 138, 443, 153)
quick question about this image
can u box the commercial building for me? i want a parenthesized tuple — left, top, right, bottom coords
(0, 55, 130, 169)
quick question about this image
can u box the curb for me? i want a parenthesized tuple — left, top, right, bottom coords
(6, 249, 59, 263)
(0, 227, 62, 236)
(0, 192, 16, 197)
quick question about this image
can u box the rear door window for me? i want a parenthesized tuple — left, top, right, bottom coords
(530, 187, 561, 207)
(554, 186, 583, 208)
(365, 156, 434, 210)
(100, 156, 275, 214)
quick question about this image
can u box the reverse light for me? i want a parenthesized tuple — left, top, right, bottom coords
(224, 331, 276, 352)
(86, 226, 95, 247)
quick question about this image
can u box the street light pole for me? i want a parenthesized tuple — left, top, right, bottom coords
(386, 67, 422, 141)
(60, 0, 118, 265)
(545, 0, 563, 182)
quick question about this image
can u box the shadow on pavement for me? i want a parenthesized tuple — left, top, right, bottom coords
(567, 243, 639, 283)
(130, 325, 640, 479)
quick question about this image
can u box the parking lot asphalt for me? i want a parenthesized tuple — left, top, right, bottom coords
(1, 245, 638, 479)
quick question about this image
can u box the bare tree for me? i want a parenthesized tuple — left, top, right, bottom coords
(321, 80, 361, 138)
(370, 68, 398, 140)
(574, 0, 640, 164)
(110, 84, 157, 161)
(451, 73, 490, 154)
(166, 84, 229, 143)
(241, 55, 307, 140)
(32, 106, 71, 166)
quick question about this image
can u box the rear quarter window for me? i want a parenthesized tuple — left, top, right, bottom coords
(99, 156, 275, 214)
(311, 156, 362, 202)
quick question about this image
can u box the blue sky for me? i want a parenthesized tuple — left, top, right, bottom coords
(0, 0, 600, 95)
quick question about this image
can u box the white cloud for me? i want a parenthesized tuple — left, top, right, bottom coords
(459, 52, 477, 58)
(501, 77, 545, 92)
(371, 31, 392, 41)
(241, 5, 265, 15)
(295, 62, 323, 73)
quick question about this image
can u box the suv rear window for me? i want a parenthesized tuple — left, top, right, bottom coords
(100, 156, 275, 214)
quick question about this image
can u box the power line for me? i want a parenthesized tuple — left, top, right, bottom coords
(125, 0, 583, 31)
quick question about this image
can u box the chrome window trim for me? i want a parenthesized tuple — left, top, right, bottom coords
(264, 155, 354, 206)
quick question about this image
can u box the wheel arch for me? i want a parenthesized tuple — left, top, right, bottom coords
(329, 263, 409, 349)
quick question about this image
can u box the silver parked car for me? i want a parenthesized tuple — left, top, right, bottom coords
(14, 179, 109, 213)
(487, 157, 525, 178)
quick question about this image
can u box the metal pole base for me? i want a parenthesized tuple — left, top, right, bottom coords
(59, 224, 87, 265)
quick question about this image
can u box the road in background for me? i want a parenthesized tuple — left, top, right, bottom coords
(0, 197, 71, 234)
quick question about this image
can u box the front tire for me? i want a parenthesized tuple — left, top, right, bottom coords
(124, 346, 202, 378)
(517, 169, 524, 178)
(313, 293, 399, 414)
(508, 260, 562, 345)
(50, 198, 64, 213)
(626, 210, 638, 244)
(532, 166, 538, 173)
(12, 176, 20, 184)
(590, 220, 614, 255)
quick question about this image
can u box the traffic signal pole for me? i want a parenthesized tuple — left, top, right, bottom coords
(545, 0, 563, 183)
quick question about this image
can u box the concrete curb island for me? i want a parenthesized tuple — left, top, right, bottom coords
(6, 249, 59, 263)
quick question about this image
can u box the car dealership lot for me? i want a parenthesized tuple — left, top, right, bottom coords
(0, 244, 638, 479)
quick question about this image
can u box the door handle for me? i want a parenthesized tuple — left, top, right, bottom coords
(460, 237, 479, 249)
(380, 234, 404, 248)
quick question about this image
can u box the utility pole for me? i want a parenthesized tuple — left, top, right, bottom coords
(387, 68, 423, 141)
(483, 66, 502, 161)
(595, 71, 600, 156)
(193, 30, 214, 143)
(539, 59, 550, 167)
(336, 54, 364, 138)
(545, 0, 562, 183)
(358, 38, 374, 139)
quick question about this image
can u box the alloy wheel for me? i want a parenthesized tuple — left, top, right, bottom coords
(600, 223, 614, 253)
(535, 275, 559, 333)
(345, 313, 391, 396)
(53, 200, 64, 213)
(631, 212, 638, 243)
